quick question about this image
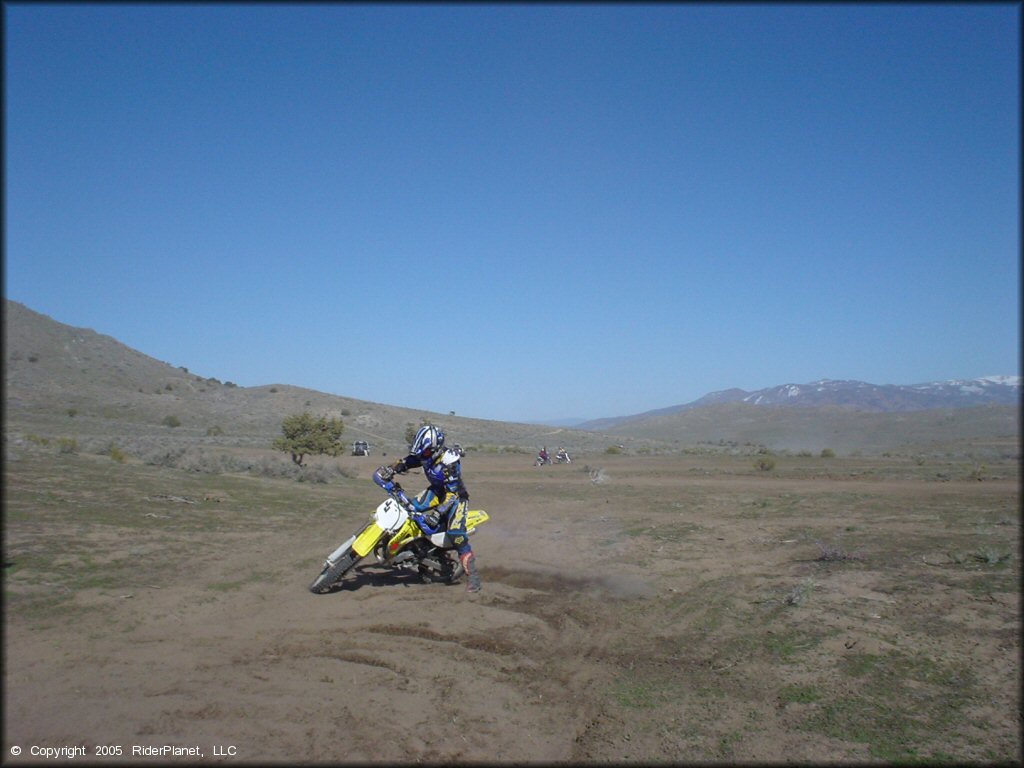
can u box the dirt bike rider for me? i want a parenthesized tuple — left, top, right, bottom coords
(375, 425, 481, 593)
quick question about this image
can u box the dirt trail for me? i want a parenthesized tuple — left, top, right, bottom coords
(4, 452, 1020, 763)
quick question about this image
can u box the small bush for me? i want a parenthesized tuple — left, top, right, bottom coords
(605, 445, 622, 455)
(162, 415, 182, 428)
(820, 448, 835, 458)
(815, 539, 861, 562)
(784, 578, 815, 606)
(206, 425, 224, 436)
(950, 547, 1011, 567)
(57, 437, 78, 454)
(66, 408, 77, 418)
(296, 464, 331, 484)
(109, 445, 127, 463)
(755, 456, 776, 472)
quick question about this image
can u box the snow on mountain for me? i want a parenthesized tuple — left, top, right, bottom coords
(731, 377, 1020, 411)
(576, 375, 1020, 430)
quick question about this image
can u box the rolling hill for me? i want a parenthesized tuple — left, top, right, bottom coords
(4, 299, 1019, 456)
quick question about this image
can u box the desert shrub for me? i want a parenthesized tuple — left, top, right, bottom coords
(146, 446, 186, 468)
(820, 448, 836, 458)
(253, 454, 345, 482)
(950, 547, 1011, 567)
(815, 538, 862, 562)
(254, 455, 290, 479)
(335, 464, 359, 479)
(66, 408, 77, 418)
(57, 437, 78, 454)
(206, 425, 224, 436)
(973, 547, 1010, 566)
(783, 578, 816, 606)
(26, 434, 49, 447)
(109, 445, 127, 463)
(162, 415, 182, 428)
(605, 445, 622, 455)
(754, 456, 776, 471)
(296, 464, 332, 484)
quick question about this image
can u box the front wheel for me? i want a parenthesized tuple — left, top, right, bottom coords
(309, 550, 359, 593)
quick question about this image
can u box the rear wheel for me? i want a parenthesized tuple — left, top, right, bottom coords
(443, 552, 463, 584)
(309, 550, 359, 593)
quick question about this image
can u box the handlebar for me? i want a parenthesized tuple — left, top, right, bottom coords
(372, 467, 414, 512)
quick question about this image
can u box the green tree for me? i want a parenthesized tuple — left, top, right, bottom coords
(274, 412, 345, 466)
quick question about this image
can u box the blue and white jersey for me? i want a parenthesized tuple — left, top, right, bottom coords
(400, 447, 466, 502)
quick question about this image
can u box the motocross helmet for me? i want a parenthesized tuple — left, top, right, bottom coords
(410, 425, 445, 461)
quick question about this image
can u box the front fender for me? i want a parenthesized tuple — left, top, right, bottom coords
(352, 522, 387, 557)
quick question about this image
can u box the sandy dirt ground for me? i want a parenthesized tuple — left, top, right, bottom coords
(3, 451, 1020, 764)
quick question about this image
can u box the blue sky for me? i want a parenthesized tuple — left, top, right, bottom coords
(5, 4, 1020, 423)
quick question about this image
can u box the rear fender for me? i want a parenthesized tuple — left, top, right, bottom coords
(466, 509, 489, 530)
(433, 509, 489, 547)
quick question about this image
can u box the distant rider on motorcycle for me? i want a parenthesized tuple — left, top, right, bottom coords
(376, 425, 481, 593)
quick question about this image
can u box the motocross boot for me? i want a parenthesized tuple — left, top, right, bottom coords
(460, 551, 481, 593)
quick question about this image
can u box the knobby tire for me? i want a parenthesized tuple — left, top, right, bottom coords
(309, 550, 359, 593)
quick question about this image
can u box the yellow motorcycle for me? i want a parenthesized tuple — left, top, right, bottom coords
(309, 469, 489, 594)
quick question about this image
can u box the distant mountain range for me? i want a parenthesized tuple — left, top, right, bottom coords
(577, 376, 1021, 432)
(4, 298, 1019, 455)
